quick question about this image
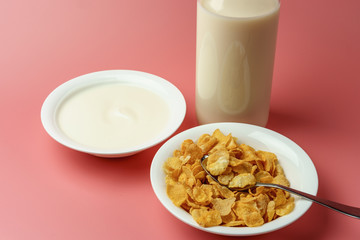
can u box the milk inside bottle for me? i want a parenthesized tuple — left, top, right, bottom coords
(196, 0, 280, 126)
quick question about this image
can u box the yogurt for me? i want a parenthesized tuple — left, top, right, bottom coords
(56, 83, 170, 150)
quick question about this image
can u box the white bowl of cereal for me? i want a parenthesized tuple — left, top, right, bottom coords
(150, 122, 318, 236)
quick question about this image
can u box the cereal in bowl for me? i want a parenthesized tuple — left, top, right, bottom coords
(163, 129, 294, 227)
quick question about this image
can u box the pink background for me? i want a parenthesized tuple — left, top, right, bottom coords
(1, 0, 360, 239)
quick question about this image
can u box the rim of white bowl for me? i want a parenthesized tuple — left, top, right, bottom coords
(40, 70, 186, 157)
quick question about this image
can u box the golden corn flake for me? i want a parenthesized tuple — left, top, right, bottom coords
(190, 207, 222, 227)
(221, 211, 237, 224)
(166, 178, 187, 207)
(197, 134, 218, 153)
(163, 129, 294, 228)
(211, 197, 235, 216)
(276, 197, 295, 216)
(228, 173, 256, 189)
(206, 149, 230, 176)
(255, 171, 273, 183)
(218, 171, 234, 185)
(267, 200, 276, 222)
(232, 160, 253, 174)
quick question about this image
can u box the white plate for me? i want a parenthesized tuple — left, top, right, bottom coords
(41, 70, 186, 157)
(150, 122, 318, 236)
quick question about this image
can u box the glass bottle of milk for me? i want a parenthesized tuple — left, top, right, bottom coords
(196, 0, 280, 127)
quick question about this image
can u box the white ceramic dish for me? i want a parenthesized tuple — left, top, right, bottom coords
(41, 70, 186, 158)
(150, 122, 318, 236)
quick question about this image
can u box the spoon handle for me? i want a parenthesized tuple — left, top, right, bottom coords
(256, 182, 360, 219)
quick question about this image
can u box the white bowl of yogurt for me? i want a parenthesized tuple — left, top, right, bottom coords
(41, 70, 186, 157)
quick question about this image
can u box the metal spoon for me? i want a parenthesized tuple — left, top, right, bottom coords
(200, 155, 360, 219)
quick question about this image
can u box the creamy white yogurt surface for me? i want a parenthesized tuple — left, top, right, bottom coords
(56, 83, 170, 150)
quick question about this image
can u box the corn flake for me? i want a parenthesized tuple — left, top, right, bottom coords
(228, 173, 256, 189)
(211, 197, 236, 216)
(190, 207, 222, 227)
